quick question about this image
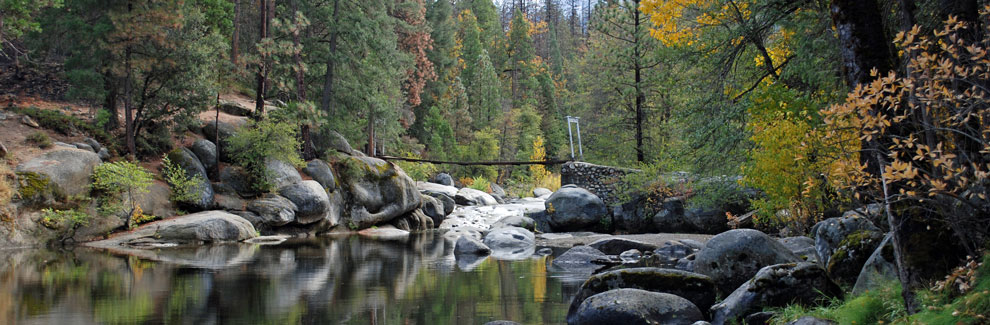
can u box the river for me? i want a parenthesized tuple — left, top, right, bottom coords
(0, 231, 593, 324)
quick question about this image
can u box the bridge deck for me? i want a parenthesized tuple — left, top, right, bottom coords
(376, 155, 572, 166)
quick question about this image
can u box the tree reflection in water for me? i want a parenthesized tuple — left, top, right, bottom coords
(0, 232, 586, 324)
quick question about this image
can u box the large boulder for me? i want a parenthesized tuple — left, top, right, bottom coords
(419, 194, 446, 225)
(246, 195, 298, 226)
(428, 192, 456, 215)
(165, 148, 214, 210)
(201, 120, 240, 162)
(15, 148, 102, 201)
(455, 187, 498, 206)
(265, 159, 302, 189)
(570, 289, 704, 325)
(588, 237, 659, 255)
(302, 159, 336, 192)
(813, 216, 881, 270)
(336, 156, 421, 229)
(652, 198, 698, 233)
(390, 209, 434, 231)
(220, 166, 258, 198)
(533, 187, 552, 197)
(189, 139, 218, 177)
(455, 235, 491, 256)
(418, 181, 459, 198)
(135, 182, 175, 218)
(483, 226, 535, 259)
(694, 229, 803, 295)
(710, 263, 841, 324)
(491, 215, 536, 231)
(311, 129, 356, 156)
(90, 210, 257, 247)
(431, 172, 454, 186)
(852, 233, 897, 295)
(779, 236, 820, 264)
(545, 185, 608, 231)
(551, 245, 609, 271)
(567, 268, 717, 323)
(826, 229, 885, 286)
(84, 138, 102, 153)
(278, 180, 340, 225)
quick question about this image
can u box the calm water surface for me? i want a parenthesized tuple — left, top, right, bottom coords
(0, 231, 591, 324)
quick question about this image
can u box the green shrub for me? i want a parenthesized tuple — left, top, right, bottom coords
(227, 119, 303, 192)
(91, 161, 153, 228)
(469, 177, 491, 192)
(394, 160, 438, 182)
(40, 208, 91, 244)
(160, 155, 204, 204)
(26, 131, 53, 149)
(10, 106, 112, 146)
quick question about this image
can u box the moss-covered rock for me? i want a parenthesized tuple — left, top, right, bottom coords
(334, 156, 420, 229)
(15, 149, 102, 202)
(827, 229, 884, 286)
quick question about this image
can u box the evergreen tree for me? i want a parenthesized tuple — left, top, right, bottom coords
(470, 49, 502, 129)
(394, 0, 436, 107)
(507, 9, 537, 108)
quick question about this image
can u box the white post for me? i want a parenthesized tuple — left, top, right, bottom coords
(567, 116, 575, 159)
(575, 117, 583, 160)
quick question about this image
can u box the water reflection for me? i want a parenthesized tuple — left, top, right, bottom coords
(0, 232, 587, 324)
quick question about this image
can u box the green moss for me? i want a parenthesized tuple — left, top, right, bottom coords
(15, 171, 60, 203)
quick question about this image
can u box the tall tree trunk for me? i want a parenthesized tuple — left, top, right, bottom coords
(103, 71, 120, 132)
(124, 50, 135, 157)
(633, 1, 644, 163)
(321, 0, 341, 114)
(366, 107, 375, 156)
(255, 0, 271, 118)
(292, 0, 314, 160)
(830, 0, 894, 176)
(232, 0, 241, 65)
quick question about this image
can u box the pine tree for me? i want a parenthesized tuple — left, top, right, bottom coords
(507, 9, 537, 108)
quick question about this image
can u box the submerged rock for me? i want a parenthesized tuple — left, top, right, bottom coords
(589, 237, 658, 255)
(483, 226, 535, 260)
(552, 245, 608, 272)
(455, 236, 491, 256)
(570, 289, 704, 325)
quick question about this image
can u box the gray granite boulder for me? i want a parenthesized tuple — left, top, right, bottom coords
(483, 226, 535, 259)
(570, 289, 704, 325)
(694, 229, 803, 295)
(278, 180, 340, 225)
(246, 195, 298, 226)
(455, 187, 498, 206)
(551, 245, 608, 272)
(419, 194, 446, 225)
(710, 262, 841, 324)
(165, 148, 214, 210)
(265, 159, 302, 189)
(15, 148, 102, 200)
(567, 267, 716, 322)
(336, 156, 421, 229)
(491, 215, 536, 231)
(302, 159, 336, 192)
(189, 139, 218, 176)
(432, 172, 454, 186)
(545, 185, 608, 231)
(589, 237, 659, 255)
(455, 235, 491, 256)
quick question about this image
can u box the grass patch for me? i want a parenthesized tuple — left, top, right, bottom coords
(771, 252, 990, 324)
(9, 106, 113, 148)
(26, 131, 53, 149)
